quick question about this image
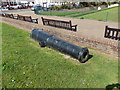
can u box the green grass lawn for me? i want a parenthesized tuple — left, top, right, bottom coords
(39, 11, 81, 16)
(2, 23, 118, 88)
(78, 6, 119, 22)
(39, 6, 119, 22)
(0, 22, 2, 89)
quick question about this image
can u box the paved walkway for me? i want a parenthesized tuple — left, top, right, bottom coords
(12, 11, 119, 45)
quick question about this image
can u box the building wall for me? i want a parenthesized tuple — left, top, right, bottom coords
(34, 0, 116, 6)
(1, 0, 120, 6)
(34, 0, 78, 6)
(1, 0, 34, 3)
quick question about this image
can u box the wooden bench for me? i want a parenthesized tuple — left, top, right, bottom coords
(1, 13, 38, 23)
(1, 13, 11, 17)
(4, 13, 12, 18)
(17, 15, 38, 24)
(24, 16, 38, 24)
(1, 13, 17, 19)
(1, 13, 6, 17)
(41, 17, 77, 31)
(12, 14, 18, 19)
(104, 26, 120, 40)
(5, 13, 17, 19)
(17, 15, 26, 21)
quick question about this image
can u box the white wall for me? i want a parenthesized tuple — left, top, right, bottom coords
(108, 4, 119, 8)
(35, 0, 55, 7)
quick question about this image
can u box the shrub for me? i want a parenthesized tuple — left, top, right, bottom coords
(49, 6, 61, 10)
(61, 4, 70, 9)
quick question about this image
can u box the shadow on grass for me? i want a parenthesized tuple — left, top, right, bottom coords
(106, 83, 120, 90)
(81, 54, 93, 63)
(88, 55, 93, 60)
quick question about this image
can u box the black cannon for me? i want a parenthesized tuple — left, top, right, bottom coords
(30, 29, 89, 63)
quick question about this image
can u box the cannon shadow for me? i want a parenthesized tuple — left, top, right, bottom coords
(81, 54, 93, 63)
(88, 55, 93, 60)
(105, 83, 120, 90)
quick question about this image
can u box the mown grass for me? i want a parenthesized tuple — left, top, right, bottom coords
(39, 6, 119, 22)
(78, 6, 119, 22)
(39, 11, 81, 16)
(2, 23, 118, 88)
(0, 22, 2, 89)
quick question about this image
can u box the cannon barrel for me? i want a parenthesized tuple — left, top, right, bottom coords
(30, 29, 89, 63)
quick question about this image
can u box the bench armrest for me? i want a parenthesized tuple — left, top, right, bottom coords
(32, 18, 38, 24)
(32, 18, 38, 21)
(13, 15, 18, 19)
(71, 25, 77, 31)
(71, 25, 77, 27)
